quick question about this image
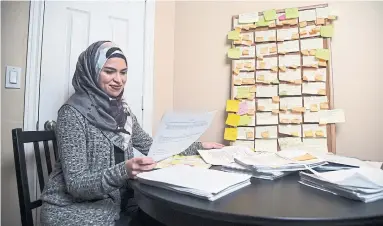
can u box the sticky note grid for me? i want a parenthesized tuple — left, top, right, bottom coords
(225, 5, 340, 153)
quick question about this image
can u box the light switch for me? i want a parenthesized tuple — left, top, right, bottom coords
(5, 66, 21, 89)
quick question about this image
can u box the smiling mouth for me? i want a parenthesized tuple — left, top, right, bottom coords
(110, 85, 122, 90)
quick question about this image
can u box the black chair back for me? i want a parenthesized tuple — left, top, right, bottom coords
(12, 128, 58, 226)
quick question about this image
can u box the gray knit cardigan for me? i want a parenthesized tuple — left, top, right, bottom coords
(40, 105, 203, 226)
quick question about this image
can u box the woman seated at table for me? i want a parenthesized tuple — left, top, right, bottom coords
(39, 41, 224, 226)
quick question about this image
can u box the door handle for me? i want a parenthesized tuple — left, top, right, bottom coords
(44, 120, 56, 131)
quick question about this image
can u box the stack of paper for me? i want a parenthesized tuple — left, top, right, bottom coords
(155, 155, 211, 169)
(299, 168, 383, 203)
(221, 162, 291, 180)
(234, 150, 327, 173)
(197, 146, 254, 165)
(137, 165, 251, 201)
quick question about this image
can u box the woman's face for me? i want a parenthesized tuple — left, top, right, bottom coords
(98, 57, 127, 97)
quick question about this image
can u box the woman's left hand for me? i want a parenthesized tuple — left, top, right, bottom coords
(201, 142, 225, 149)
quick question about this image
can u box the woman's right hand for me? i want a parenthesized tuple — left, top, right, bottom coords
(125, 157, 156, 179)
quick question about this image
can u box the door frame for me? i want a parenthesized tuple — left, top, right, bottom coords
(23, 0, 155, 135)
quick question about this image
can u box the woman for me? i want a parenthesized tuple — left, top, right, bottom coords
(40, 41, 224, 226)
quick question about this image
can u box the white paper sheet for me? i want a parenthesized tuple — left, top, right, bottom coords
(255, 125, 278, 139)
(254, 139, 278, 152)
(299, 9, 316, 21)
(303, 68, 327, 82)
(257, 98, 279, 112)
(257, 57, 278, 69)
(302, 138, 328, 153)
(302, 56, 320, 67)
(255, 30, 276, 42)
(302, 82, 326, 95)
(280, 97, 303, 110)
(279, 124, 302, 137)
(278, 137, 303, 151)
(302, 124, 327, 138)
(278, 40, 300, 53)
(279, 111, 303, 124)
(316, 7, 330, 19)
(256, 112, 278, 125)
(279, 68, 301, 82)
(256, 71, 278, 84)
(300, 25, 321, 38)
(239, 12, 259, 23)
(279, 83, 302, 96)
(256, 43, 277, 57)
(279, 54, 301, 67)
(232, 140, 255, 149)
(237, 127, 255, 140)
(304, 96, 328, 110)
(300, 38, 324, 51)
(233, 59, 256, 72)
(239, 46, 256, 58)
(304, 110, 320, 123)
(148, 111, 215, 161)
(256, 85, 278, 97)
(198, 146, 254, 165)
(277, 27, 299, 41)
(318, 109, 346, 123)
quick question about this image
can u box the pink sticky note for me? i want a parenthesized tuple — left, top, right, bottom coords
(238, 101, 248, 115)
(278, 14, 286, 21)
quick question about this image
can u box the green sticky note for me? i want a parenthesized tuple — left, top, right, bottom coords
(320, 25, 334, 38)
(228, 30, 240, 40)
(256, 16, 269, 27)
(263, 9, 277, 21)
(237, 87, 250, 98)
(238, 115, 251, 126)
(228, 48, 240, 59)
(285, 8, 299, 19)
(315, 49, 330, 60)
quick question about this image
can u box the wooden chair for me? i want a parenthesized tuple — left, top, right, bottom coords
(12, 128, 58, 226)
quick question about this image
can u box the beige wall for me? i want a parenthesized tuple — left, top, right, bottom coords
(169, 1, 383, 161)
(1, 1, 30, 225)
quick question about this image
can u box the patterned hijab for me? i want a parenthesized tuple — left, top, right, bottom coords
(65, 40, 130, 134)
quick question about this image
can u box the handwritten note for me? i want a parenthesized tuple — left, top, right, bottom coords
(226, 113, 240, 126)
(228, 30, 240, 40)
(228, 48, 240, 59)
(315, 49, 330, 60)
(320, 25, 333, 38)
(224, 128, 238, 141)
(238, 101, 249, 115)
(226, 100, 240, 112)
(285, 8, 299, 19)
(264, 9, 277, 21)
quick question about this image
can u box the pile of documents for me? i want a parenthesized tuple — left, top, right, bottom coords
(137, 165, 251, 201)
(155, 155, 211, 169)
(221, 162, 290, 180)
(234, 150, 327, 173)
(299, 168, 383, 203)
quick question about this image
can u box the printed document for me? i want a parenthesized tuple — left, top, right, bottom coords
(198, 146, 254, 165)
(148, 111, 215, 162)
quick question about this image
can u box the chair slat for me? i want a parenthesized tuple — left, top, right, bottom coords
(53, 138, 58, 160)
(43, 141, 53, 174)
(33, 142, 45, 192)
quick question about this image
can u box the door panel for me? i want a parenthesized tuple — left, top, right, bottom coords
(39, 0, 145, 131)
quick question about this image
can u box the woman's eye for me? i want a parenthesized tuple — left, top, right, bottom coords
(121, 71, 127, 75)
(104, 70, 114, 74)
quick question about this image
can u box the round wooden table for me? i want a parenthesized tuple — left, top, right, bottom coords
(131, 172, 383, 226)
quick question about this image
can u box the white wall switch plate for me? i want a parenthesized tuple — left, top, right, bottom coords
(5, 66, 22, 89)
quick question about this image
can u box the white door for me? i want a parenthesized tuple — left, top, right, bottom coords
(38, 0, 146, 131)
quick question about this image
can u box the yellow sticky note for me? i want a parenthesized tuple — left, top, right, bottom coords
(256, 17, 269, 27)
(293, 153, 317, 161)
(320, 25, 334, 38)
(238, 115, 251, 126)
(261, 131, 269, 138)
(285, 8, 299, 19)
(315, 49, 330, 61)
(224, 128, 237, 141)
(226, 100, 240, 112)
(263, 9, 277, 21)
(228, 30, 240, 40)
(291, 132, 299, 137)
(304, 130, 314, 137)
(226, 113, 240, 126)
(228, 48, 240, 59)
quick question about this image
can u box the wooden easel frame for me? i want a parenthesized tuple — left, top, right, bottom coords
(228, 4, 337, 153)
